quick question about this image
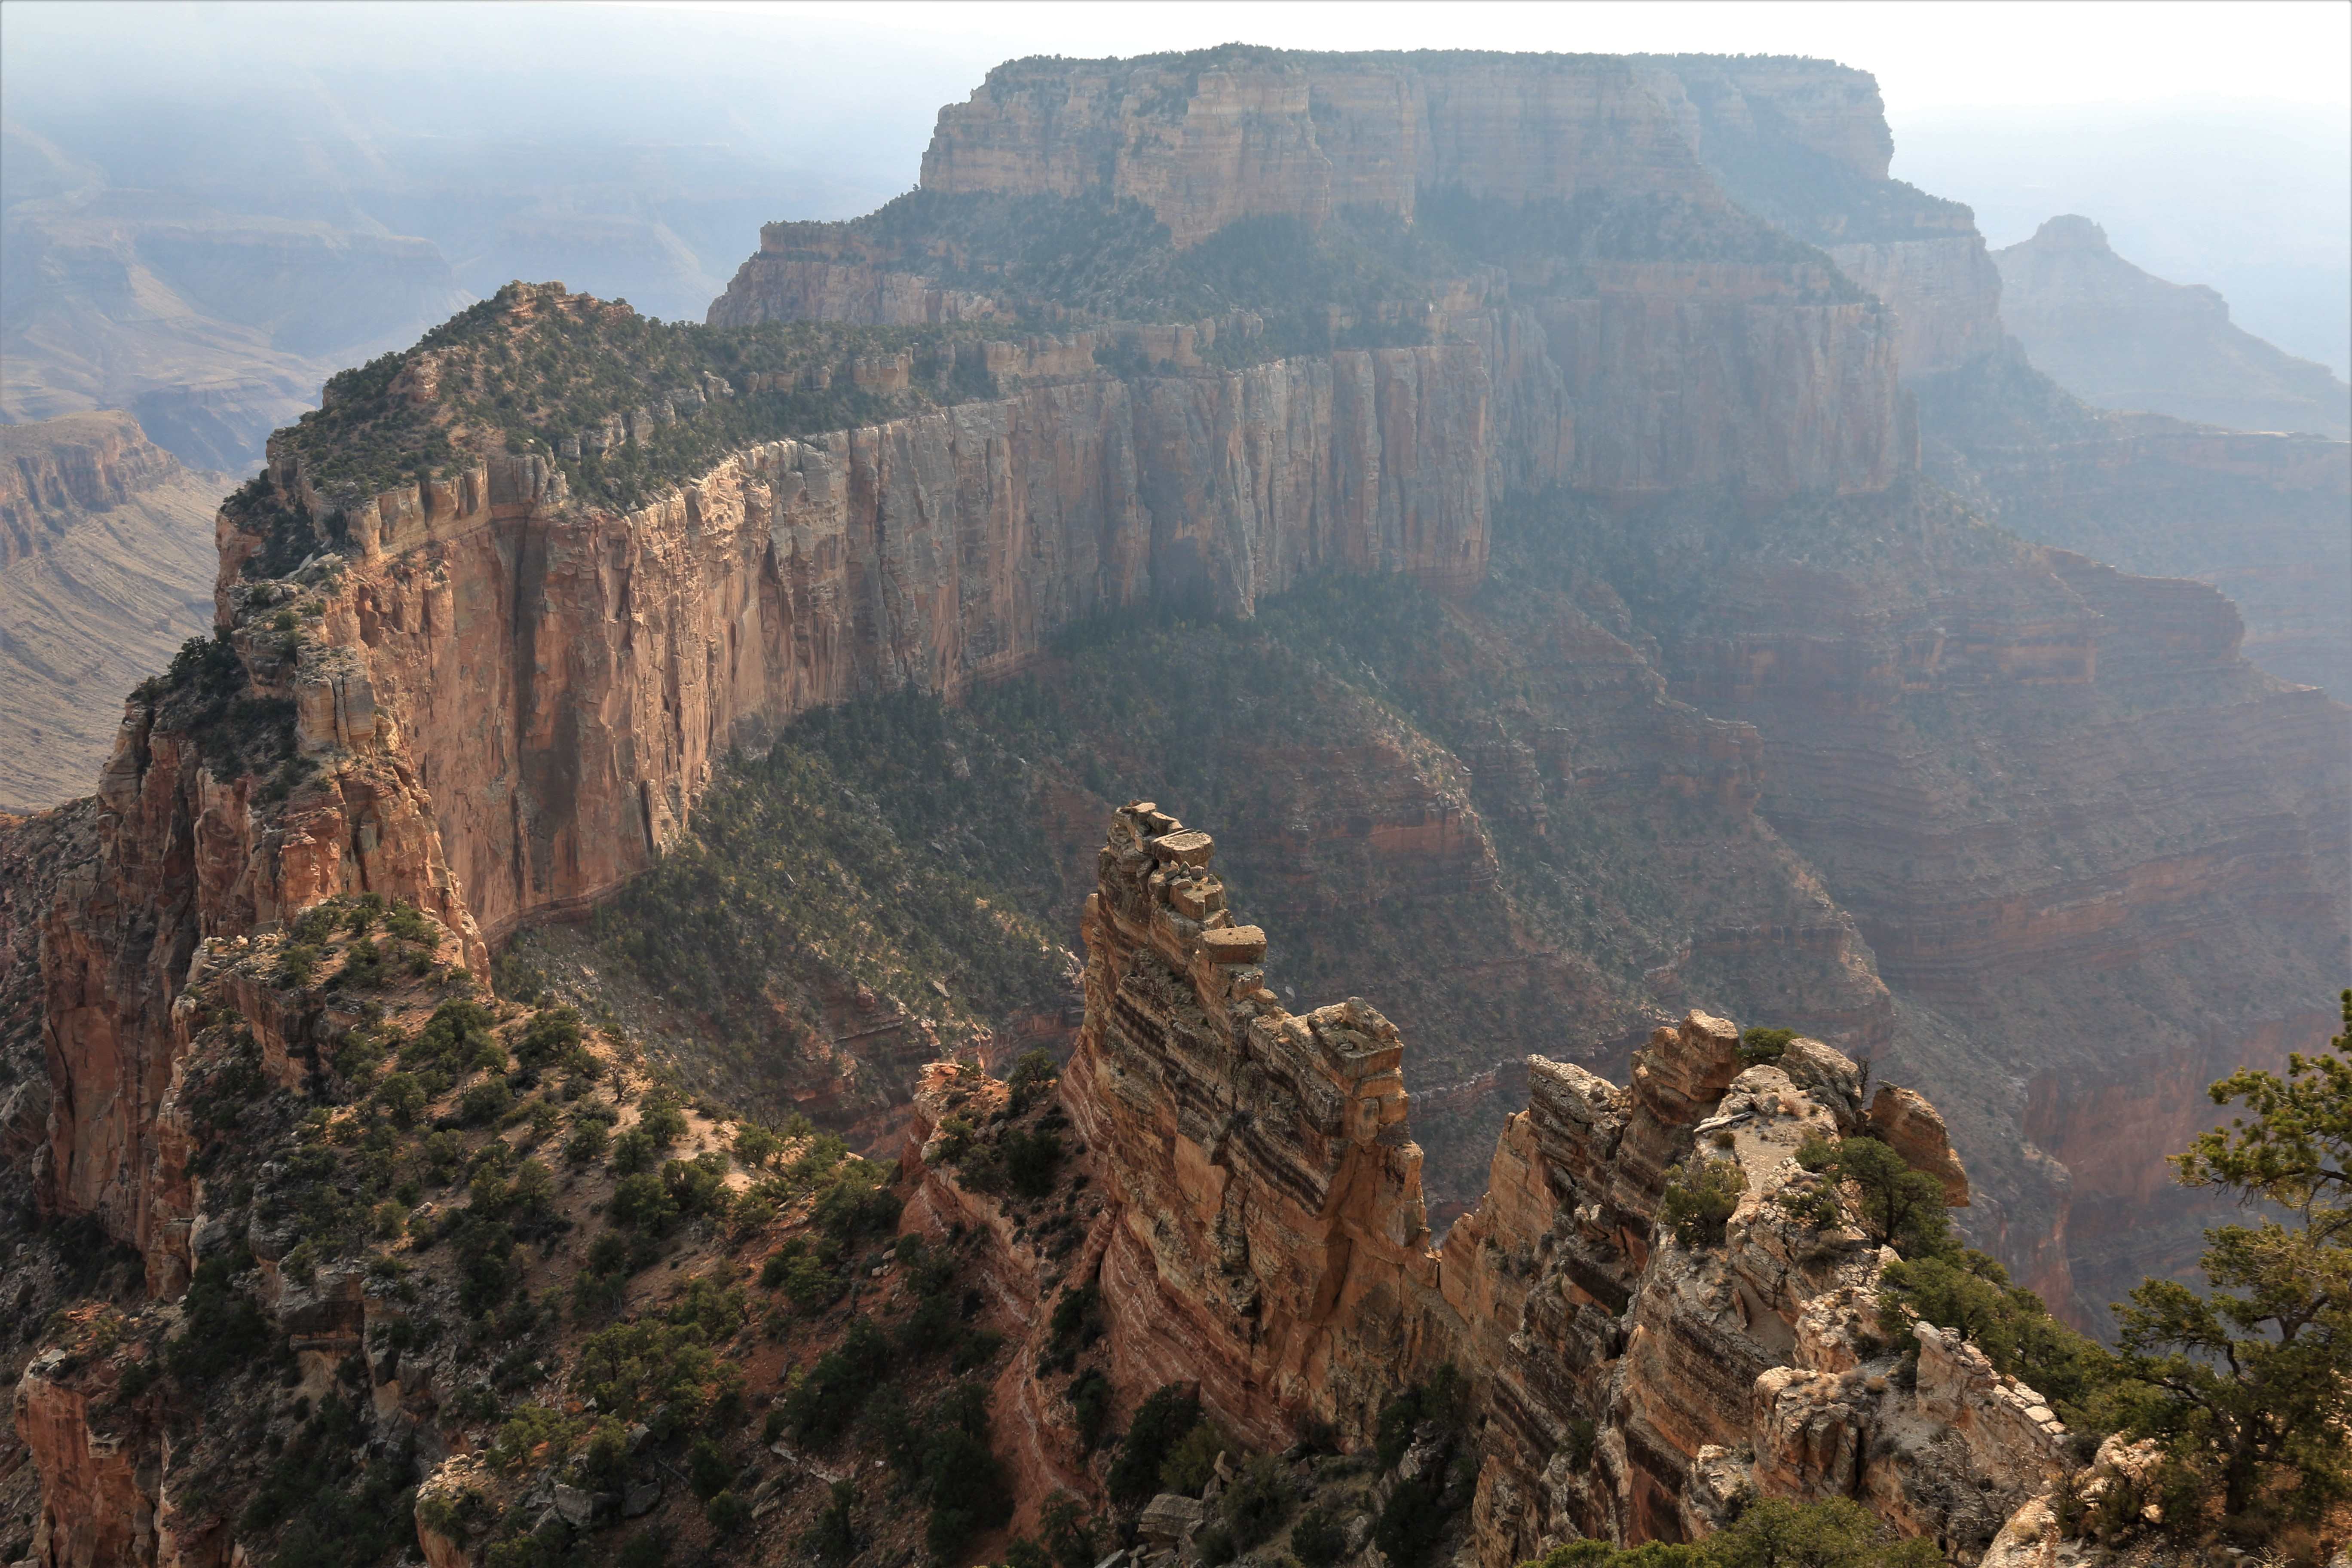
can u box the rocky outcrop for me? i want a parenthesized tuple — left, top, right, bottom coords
(704, 257, 1000, 329)
(1995, 215, 2352, 440)
(13, 1332, 158, 1568)
(1042, 804, 2070, 1561)
(0, 414, 226, 812)
(1061, 803, 1440, 1449)
(39, 573, 482, 1289)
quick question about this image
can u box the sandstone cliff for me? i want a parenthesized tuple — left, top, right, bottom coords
(918, 50, 1729, 248)
(1630, 55, 2006, 381)
(0, 413, 228, 811)
(898, 804, 2076, 1560)
(24, 40, 2349, 1443)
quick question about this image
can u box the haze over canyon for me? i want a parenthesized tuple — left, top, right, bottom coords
(0, 13, 2346, 1568)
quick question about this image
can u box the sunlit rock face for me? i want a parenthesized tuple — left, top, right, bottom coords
(1043, 802, 2068, 1562)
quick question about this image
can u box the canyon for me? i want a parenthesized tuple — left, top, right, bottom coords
(0, 41, 2346, 1568)
(0, 412, 227, 811)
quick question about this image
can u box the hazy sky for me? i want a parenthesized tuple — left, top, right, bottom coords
(729, 0, 2352, 113)
(6, 0, 2346, 368)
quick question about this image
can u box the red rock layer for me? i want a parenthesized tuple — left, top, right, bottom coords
(1022, 803, 2070, 1560)
(1061, 804, 1441, 1448)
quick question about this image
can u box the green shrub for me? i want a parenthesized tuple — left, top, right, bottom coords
(1160, 1418, 1232, 1495)
(514, 1007, 583, 1069)
(164, 1253, 273, 1385)
(406, 998, 496, 1076)
(687, 1437, 732, 1500)
(609, 1130, 658, 1175)
(1659, 1157, 1746, 1248)
(377, 1073, 427, 1130)
(1879, 1250, 2113, 1424)
(608, 1173, 678, 1231)
(573, 1317, 739, 1439)
(1007, 1048, 1060, 1112)
(812, 1160, 900, 1243)
(734, 1123, 784, 1169)
(636, 1093, 689, 1147)
(457, 1079, 513, 1127)
(1825, 1137, 1952, 1259)
(1069, 1369, 1113, 1451)
(704, 1489, 750, 1537)
(663, 1152, 732, 1220)
(800, 1479, 859, 1565)
(1109, 1384, 1202, 1503)
(563, 1121, 608, 1165)
(1002, 1127, 1063, 1199)
(1220, 1454, 1292, 1550)
(1739, 1027, 1795, 1065)
(783, 1318, 894, 1444)
(1292, 1504, 1349, 1568)
(1375, 1363, 1471, 1469)
(1038, 1492, 1097, 1568)
(910, 1381, 1013, 1560)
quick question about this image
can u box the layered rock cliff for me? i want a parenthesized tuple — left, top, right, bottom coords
(21, 40, 2348, 1431)
(951, 803, 2077, 1560)
(918, 50, 1730, 248)
(1631, 55, 2006, 380)
(0, 413, 227, 811)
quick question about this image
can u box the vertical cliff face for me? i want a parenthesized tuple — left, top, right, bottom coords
(1031, 804, 2070, 1560)
(919, 52, 1728, 248)
(33, 297, 1494, 1278)
(1061, 804, 1443, 1449)
(41, 670, 478, 1292)
(1628, 55, 2004, 382)
(259, 335, 1491, 946)
(1822, 238, 2006, 377)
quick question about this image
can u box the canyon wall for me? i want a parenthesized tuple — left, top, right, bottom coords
(35, 309, 1495, 1277)
(1941, 410, 2352, 698)
(1636, 502, 2352, 1320)
(0, 413, 227, 811)
(919, 52, 1730, 247)
(1824, 238, 2005, 377)
(32, 43, 2348, 1363)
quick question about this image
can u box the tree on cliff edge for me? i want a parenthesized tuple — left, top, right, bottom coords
(2113, 988, 2352, 1537)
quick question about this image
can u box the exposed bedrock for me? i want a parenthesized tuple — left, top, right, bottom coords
(1030, 803, 2065, 1561)
(917, 53, 1728, 248)
(1825, 237, 2006, 378)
